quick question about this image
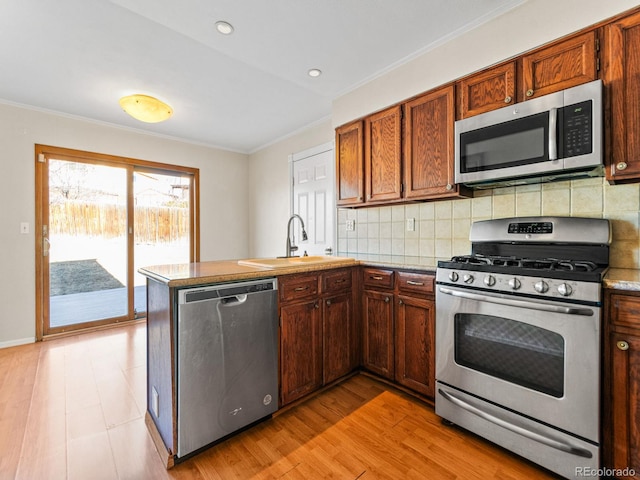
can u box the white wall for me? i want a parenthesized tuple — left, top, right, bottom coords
(248, 119, 334, 258)
(0, 103, 250, 347)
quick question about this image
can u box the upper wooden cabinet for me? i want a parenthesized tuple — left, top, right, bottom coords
(457, 61, 516, 119)
(364, 105, 402, 203)
(521, 31, 598, 100)
(404, 85, 459, 199)
(603, 10, 640, 182)
(457, 32, 598, 120)
(335, 121, 364, 206)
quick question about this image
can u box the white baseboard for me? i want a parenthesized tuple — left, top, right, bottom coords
(0, 337, 36, 349)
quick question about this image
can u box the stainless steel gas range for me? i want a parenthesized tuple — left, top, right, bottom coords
(435, 216, 611, 480)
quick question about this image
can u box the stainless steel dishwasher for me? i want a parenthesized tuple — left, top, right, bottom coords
(176, 278, 278, 458)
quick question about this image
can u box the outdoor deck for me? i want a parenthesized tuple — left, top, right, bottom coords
(50, 285, 146, 327)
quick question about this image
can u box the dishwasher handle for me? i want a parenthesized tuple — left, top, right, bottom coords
(220, 294, 248, 305)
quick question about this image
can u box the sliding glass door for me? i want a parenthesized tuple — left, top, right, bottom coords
(133, 169, 192, 315)
(47, 159, 130, 329)
(36, 145, 198, 338)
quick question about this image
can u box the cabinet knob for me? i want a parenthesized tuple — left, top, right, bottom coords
(384, 296, 390, 303)
(526, 89, 534, 97)
(314, 301, 319, 309)
(617, 340, 629, 351)
(504, 96, 512, 103)
(358, 196, 363, 201)
(446, 183, 453, 191)
(326, 299, 332, 306)
(616, 162, 628, 171)
(399, 299, 403, 305)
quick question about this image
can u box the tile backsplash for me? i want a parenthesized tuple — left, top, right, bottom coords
(338, 177, 640, 269)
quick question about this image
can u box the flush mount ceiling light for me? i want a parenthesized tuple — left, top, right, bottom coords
(119, 94, 173, 123)
(308, 68, 322, 78)
(215, 21, 234, 35)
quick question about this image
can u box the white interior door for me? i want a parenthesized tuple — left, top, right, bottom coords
(291, 143, 335, 256)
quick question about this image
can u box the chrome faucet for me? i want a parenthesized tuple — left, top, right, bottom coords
(285, 214, 308, 257)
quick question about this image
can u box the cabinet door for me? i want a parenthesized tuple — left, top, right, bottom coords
(457, 61, 516, 119)
(280, 300, 322, 405)
(362, 289, 394, 379)
(403, 85, 457, 200)
(395, 294, 435, 398)
(609, 331, 640, 477)
(604, 10, 640, 181)
(336, 121, 364, 206)
(365, 105, 402, 203)
(521, 31, 597, 100)
(322, 292, 355, 384)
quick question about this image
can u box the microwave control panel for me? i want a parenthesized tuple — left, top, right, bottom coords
(561, 100, 592, 158)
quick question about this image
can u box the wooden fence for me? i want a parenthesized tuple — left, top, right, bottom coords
(50, 202, 189, 244)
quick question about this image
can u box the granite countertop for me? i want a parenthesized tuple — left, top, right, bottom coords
(603, 268, 640, 292)
(138, 254, 437, 288)
(139, 256, 359, 287)
(139, 254, 640, 291)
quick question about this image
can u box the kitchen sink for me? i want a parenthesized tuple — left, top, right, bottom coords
(237, 255, 355, 269)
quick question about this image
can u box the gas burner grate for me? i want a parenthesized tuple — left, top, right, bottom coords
(447, 255, 599, 272)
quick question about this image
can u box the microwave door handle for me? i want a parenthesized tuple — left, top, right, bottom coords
(438, 286, 594, 316)
(548, 107, 558, 161)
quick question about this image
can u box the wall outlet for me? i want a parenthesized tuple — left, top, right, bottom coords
(346, 219, 356, 231)
(406, 218, 415, 232)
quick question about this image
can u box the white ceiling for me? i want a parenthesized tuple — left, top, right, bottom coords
(0, 0, 524, 153)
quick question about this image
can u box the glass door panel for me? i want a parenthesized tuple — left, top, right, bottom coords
(133, 170, 191, 315)
(47, 159, 128, 329)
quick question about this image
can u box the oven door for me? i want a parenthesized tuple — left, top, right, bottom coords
(435, 284, 600, 443)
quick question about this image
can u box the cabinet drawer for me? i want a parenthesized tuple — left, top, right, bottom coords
(322, 268, 352, 294)
(610, 293, 640, 330)
(279, 274, 319, 303)
(397, 271, 434, 295)
(362, 268, 394, 290)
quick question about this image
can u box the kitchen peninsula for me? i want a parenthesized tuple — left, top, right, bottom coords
(139, 255, 439, 467)
(140, 256, 361, 467)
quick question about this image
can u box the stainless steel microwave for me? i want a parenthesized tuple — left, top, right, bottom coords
(454, 79, 603, 188)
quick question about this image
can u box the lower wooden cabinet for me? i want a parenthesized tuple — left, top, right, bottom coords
(604, 290, 640, 479)
(362, 288, 395, 379)
(279, 266, 436, 405)
(279, 298, 323, 405)
(279, 268, 357, 406)
(362, 268, 436, 399)
(395, 293, 435, 398)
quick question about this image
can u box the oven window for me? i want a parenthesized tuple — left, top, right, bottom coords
(454, 314, 564, 397)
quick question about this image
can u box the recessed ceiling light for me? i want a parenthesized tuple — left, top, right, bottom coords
(308, 68, 322, 78)
(215, 21, 234, 35)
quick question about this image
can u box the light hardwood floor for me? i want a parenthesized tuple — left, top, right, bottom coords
(0, 322, 560, 479)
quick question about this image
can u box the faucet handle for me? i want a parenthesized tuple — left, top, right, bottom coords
(289, 245, 298, 253)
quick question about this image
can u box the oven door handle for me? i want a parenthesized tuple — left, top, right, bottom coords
(438, 388, 593, 458)
(438, 287, 594, 316)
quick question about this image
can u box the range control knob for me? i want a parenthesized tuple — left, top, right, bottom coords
(557, 283, 573, 297)
(463, 274, 475, 284)
(484, 275, 496, 287)
(534, 280, 549, 294)
(508, 278, 521, 290)
(449, 271, 459, 282)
